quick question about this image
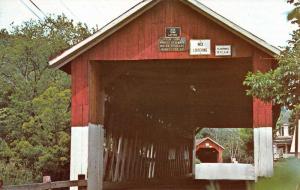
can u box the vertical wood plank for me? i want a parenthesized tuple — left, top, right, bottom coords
(125, 137, 134, 180)
(108, 137, 117, 181)
(130, 134, 139, 180)
(192, 132, 196, 177)
(119, 138, 128, 181)
(113, 136, 123, 182)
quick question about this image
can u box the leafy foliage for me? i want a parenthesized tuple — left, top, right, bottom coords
(287, 0, 300, 25)
(0, 15, 92, 184)
(244, 1, 300, 122)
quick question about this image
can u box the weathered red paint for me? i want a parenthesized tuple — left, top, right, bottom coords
(253, 98, 273, 128)
(252, 51, 275, 127)
(71, 55, 89, 126)
(88, 1, 255, 60)
(67, 0, 277, 127)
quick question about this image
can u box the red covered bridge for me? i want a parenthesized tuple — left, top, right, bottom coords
(196, 137, 224, 163)
(49, 0, 280, 189)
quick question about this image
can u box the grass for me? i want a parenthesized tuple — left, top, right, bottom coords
(204, 159, 300, 190)
(254, 159, 300, 190)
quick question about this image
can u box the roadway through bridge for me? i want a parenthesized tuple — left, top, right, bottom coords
(104, 179, 250, 190)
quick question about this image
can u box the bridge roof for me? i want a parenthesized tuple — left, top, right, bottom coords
(49, 0, 280, 69)
(196, 137, 225, 150)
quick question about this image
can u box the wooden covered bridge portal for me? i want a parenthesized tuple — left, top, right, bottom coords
(49, 0, 280, 189)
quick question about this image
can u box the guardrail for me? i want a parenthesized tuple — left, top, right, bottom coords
(0, 175, 87, 190)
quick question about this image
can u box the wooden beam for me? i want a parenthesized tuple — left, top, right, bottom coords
(2, 180, 87, 190)
(89, 63, 105, 124)
(113, 136, 123, 182)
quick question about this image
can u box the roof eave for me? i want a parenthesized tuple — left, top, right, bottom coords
(197, 137, 225, 150)
(49, 0, 281, 70)
(48, 0, 161, 69)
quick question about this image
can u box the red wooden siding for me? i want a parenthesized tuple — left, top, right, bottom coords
(252, 50, 274, 128)
(71, 55, 89, 126)
(87, 0, 255, 60)
(67, 0, 276, 127)
(253, 98, 273, 128)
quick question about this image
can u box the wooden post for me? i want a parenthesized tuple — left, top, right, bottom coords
(88, 63, 105, 190)
(103, 144, 109, 179)
(185, 145, 189, 174)
(108, 137, 117, 181)
(149, 143, 154, 179)
(295, 117, 300, 159)
(189, 143, 193, 174)
(88, 124, 104, 190)
(149, 143, 153, 178)
(78, 174, 87, 190)
(113, 135, 123, 182)
(192, 132, 196, 177)
(152, 144, 157, 178)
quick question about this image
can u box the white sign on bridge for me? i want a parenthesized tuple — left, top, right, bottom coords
(190, 39, 211, 55)
(215, 45, 231, 56)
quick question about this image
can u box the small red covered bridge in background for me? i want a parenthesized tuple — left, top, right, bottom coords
(196, 137, 224, 163)
(49, 0, 280, 189)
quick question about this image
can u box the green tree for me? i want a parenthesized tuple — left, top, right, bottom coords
(0, 15, 92, 184)
(244, 1, 300, 121)
(287, 0, 300, 25)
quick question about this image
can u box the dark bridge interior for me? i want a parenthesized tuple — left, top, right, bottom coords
(94, 58, 253, 183)
(197, 148, 218, 163)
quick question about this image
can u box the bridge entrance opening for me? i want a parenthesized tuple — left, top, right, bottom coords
(91, 58, 254, 186)
(197, 148, 218, 163)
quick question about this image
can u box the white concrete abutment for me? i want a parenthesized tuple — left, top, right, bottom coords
(70, 124, 104, 190)
(254, 127, 273, 177)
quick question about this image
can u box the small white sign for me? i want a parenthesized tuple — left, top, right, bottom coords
(190, 39, 211, 55)
(215, 45, 231, 56)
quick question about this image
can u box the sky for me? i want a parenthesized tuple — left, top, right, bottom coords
(0, 0, 297, 47)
